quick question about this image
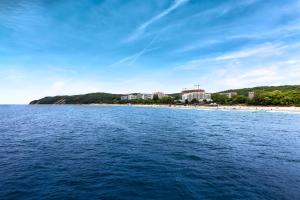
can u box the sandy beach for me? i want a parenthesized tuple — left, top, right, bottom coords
(90, 104, 300, 113)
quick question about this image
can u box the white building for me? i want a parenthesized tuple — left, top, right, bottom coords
(219, 92, 237, 98)
(128, 94, 137, 100)
(153, 92, 166, 99)
(121, 96, 128, 100)
(136, 93, 143, 99)
(121, 93, 153, 101)
(182, 88, 211, 102)
(248, 91, 255, 99)
(142, 94, 153, 100)
(204, 93, 212, 100)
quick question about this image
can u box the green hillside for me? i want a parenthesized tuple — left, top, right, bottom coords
(30, 93, 122, 104)
(30, 85, 300, 106)
(212, 85, 300, 106)
(221, 85, 300, 95)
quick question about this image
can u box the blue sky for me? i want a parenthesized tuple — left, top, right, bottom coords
(1, 0, 300, 103)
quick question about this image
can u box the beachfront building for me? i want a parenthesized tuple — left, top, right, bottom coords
(121, 93, 154, 101)
(204, 93, 212, 100)
(128, 94, 137, 100)
(219, 92, 237, 98)
(248, 91, 255, 100)
(121, 96, 128, 100)
(181, 87, 211, 102)
(136, 93, 143, 99)
(153, 92, 166, 99)
(142, 94, 153, 100)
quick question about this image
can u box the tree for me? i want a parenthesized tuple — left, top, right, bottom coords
(159, 96, 174, 104)
(211, 93, 229, 105)
(191, 98, 199, 104)
(152, 94, 159, 101)
(232, 95, 247, 104)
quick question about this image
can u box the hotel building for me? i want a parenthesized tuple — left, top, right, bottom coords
(219, 92, 237, 98)
(181, 88, 211, 102)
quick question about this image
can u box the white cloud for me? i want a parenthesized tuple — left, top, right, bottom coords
(199, 64, 300, 92)
(126, 0, 189, 42)
(175, 39, 220, 53)
(174, 43, 288, 71)
(173, 42, 300, 92)
(110, 36, 159, 66)
(215, 44, 285, 60)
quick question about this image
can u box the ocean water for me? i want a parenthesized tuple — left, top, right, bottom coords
(0, 105, 299, 200)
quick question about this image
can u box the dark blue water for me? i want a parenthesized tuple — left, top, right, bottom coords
(0, 105, 299, 200)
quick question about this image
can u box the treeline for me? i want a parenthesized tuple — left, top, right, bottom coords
(30, 93, 122, 104)
(212, 85, 300, 106)
(30, 93, 180, 105)
(30, 85, 300, 107)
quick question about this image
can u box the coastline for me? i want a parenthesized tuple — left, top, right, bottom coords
(90, 104, 300, 113)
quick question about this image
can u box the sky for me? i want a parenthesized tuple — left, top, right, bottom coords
(1, 0, 300, 104)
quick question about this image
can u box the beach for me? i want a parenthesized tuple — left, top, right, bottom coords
(91, 104, 300, 113)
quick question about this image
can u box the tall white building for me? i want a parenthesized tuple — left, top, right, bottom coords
(182, 88, 211, 102)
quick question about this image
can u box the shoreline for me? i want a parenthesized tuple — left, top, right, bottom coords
(89, 104, 300, 113)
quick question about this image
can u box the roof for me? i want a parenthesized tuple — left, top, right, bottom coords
(182, 89, 205, 93)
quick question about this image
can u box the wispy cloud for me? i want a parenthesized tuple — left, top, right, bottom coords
(215, 44, 285, 60)
(175, 43, 288, 71)
(175, 39, 221, 53)
(198, 0, 262, 20)
(125, 0, 189, 42)
(173, 41, 300, 91)
(199, 64, 300, 92)
(110, 36, 159, 66)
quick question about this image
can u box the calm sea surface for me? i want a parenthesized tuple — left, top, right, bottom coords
(0, 105, 299, 200)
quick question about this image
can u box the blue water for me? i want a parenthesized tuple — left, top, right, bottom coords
(0, 105, 299, 200)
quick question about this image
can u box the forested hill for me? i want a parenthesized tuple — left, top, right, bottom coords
(29, 92, 181, 104)
(221, 85, 300, 95)
(213, 85, 300, 106)
(30, 85, 300, 106)
(30, 93, 123, 104)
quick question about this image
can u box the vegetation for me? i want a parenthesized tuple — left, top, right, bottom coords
(30, 85, 300, 107)
(212, 85, 300, 106)
(30, 93, 181, 105)
(30, 93, 122, 104)
(190, 98, 199, 104)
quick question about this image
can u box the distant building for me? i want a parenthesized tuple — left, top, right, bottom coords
(141, 94, 153, 100)
(181, 87, 211, 102)
(248, 91, 255, 100)
(219, 92, 237, 98)
(136, 93, 143, 99)
(153, 92, 166, 99)
(121, 96, 128, 100)
(128, 94, 137, 100)
(204, 93, 212, 100)
(121, 93, 153, 101)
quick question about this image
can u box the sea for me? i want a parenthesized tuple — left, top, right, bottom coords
(0, 105, 299, 200)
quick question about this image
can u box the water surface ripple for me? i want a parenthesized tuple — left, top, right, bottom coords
(0, 105, 299, 200)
